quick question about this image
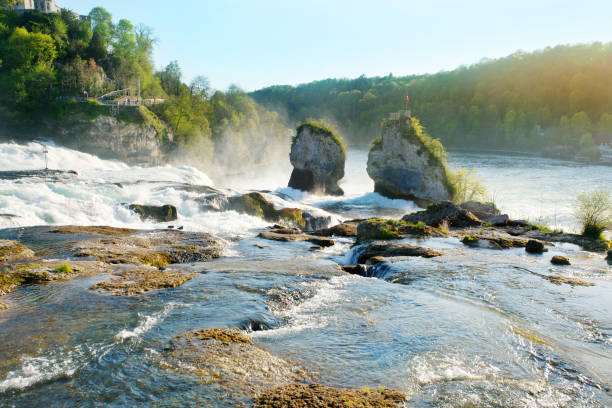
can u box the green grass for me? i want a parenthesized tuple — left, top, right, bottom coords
(294, 119, 346, 158)
(54, 263, 73, 274)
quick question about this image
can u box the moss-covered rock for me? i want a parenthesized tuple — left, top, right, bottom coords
(73, 230, 227, 267)
(254, 383, 406, 408)
(1, 260, 107, 296)
(92, 268, 196, 296)
(0, 240, 35, 263)
(228, 193, 307, 229)
(168, 328, 309, 398)
(550, 256, 571, 266)
(289, 120, 346, 196)
(313, 220, 361, 237)
(367, 112, 453, 204)
(525, 240, 548, 254)
(402, 201, 483, 228)
(128, 204, 178, 222)
(356, 218, 445, 243)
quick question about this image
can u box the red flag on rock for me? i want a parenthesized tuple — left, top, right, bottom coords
(405, 94, 410, 104)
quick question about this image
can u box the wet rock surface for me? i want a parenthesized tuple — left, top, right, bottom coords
(289, 121, 345, 196)
(254, 383, 407, 408)
(168, 328, 310, 398)
(356, 241, 443, 264)
(50, 226, 137, 236)
(1, 260, 107, 296)
(73, 229, 227, 267)
(367, 112, 452, 204)
(92, 268, 196, 296)
(402, 201, 483, 228)
(0, 239, 35, 263)
(259, 227, 335, 247)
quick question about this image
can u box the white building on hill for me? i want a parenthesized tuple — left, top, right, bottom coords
(11, 0, 59, 13)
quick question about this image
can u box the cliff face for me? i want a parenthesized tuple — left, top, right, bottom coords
(49, 113, 168, 166)
(367, 112, 452, 205)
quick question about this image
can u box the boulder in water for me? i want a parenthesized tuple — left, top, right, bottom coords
(607, 250, 612, 263)
(525, 239, 548, 254)
(551, 255, 571, 266)
(402, 201, 483, 228)
(129, 204, 178, 222)
(367, 112, 453, 205)
(288, 120, 345, 196)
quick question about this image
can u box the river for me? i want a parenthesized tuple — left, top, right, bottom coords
(0, 142, 610, 407)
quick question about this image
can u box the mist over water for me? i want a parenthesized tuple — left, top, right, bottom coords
(1, 141, 611, 407)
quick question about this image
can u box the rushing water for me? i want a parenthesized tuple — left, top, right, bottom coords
(0, 142, 611, 407)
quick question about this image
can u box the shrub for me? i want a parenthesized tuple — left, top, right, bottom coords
(447, 168, 488, 204)
(574, 189, 612, 239)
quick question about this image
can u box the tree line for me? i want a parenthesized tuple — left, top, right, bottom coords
(0, 6, 290, 174)
(251, 43, 612, 160)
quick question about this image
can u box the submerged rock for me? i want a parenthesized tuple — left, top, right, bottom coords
(550, 255, 571, 266)
(0, 240, 35, 263)
(402, 201, 483, 228)
(367, 112, 453, 205)
(525, 240, 548, 254)
(92, 268, 196, 296)
(128, 204, 178, 222)
(254, 383, 406, 408)
(356, 241, 443, 264)
(606, 250, 612, 262)
(460, 233, 527, 250)
(288, 120, 346, 196)
(168, 328, 309, 398)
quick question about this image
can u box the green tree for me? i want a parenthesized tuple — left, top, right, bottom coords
(112, 19, 136, 58)
(88, 7, 113, 42)
(3, 27, 57, 70)
(86, 30, 107, 62)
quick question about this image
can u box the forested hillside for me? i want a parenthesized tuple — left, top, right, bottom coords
(252, 43, 612, 159)
(0, 6, 289, 173)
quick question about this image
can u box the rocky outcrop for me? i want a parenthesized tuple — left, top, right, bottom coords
(288, 121, 345, 196)
(49, 111, 169, 166)
(92, 268, 196, 296)
(367, 112, 453, 205)
(258, 226, 335, 247)
(200, 191, 332, 231)
(402, 201, 483, 228)
(129, 204, 178, 222)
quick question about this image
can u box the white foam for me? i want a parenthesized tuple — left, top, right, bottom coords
(252, 275, 358, 337)
(115, 302, 184, 341)
(0, 349, 82, 393)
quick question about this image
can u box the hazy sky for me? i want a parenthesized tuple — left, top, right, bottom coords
(58, 0, 612, 92)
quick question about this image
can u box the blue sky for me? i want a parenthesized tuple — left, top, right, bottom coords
(58, 0, 612, 92)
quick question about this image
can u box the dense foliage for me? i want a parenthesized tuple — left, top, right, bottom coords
(251, 43, 612, 158)
(0, 7, 289, 173)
